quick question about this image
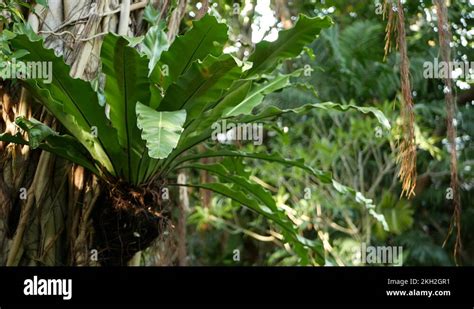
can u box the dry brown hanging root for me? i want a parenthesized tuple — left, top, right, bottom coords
(434, 0, 462, 265)
(383, 0, 417, 198)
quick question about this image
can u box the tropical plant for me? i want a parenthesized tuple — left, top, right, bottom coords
(0, 14, 391, 265)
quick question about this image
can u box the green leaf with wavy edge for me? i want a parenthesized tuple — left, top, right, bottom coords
(240, 102, 391, 130)
(169, 181, 323, 265)
(246, 15, 332, 77)
(168, 149, 332, 183)
(26, 82, 116, 175)
(101, 33, 152, 183)
(222, 70, 303, 117)
(141, 24, 169, 75)
(143, 4, 160, 24)
(136, 102, 186, 160)
(150, 14, 228, 91)
(10, 34, 120, 176)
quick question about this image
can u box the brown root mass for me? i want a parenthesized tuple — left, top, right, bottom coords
(92, 182, 167, 266)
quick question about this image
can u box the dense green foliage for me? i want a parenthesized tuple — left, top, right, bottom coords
(0, 11, 395, 265)
(0, 0, 472, 266)
(184, 0, 473, 266)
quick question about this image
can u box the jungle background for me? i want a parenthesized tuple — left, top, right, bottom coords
(0, 0, 472, 266)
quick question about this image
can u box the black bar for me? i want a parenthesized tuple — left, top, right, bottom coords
(0, 267, 472, 306)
